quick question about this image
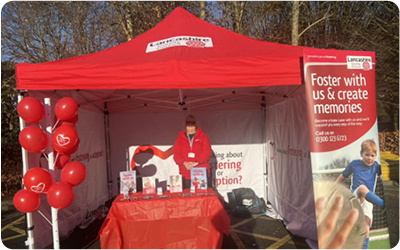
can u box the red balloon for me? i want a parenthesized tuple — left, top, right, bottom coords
(54, 114, 78, 129)
(61, 162, 87, 186)
(63, 114, 79, 127)
(47, 182, 74, 209)
(55, 154, 71, 170)
(62, 138, 80, 156)
(19, 126, 48, 153)
(23, 168, 53, 195)
(52, 126, 78, 154)
(13, 189, 41, 213)
(55, 97, 78, 121)
(17, 97, 45, 124)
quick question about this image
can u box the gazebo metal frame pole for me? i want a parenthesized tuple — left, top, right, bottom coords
(261, 97, 267, 201)
(44, 98, 60, 249)
(104, 102, 113, 199)
(18, 94, 35, 249)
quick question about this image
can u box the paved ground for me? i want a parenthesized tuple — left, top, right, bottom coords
(2, 180, 398, 249)
(383, 180, 399, 248)
(224, 215, 310, 249)
(1, 210, 26, 249)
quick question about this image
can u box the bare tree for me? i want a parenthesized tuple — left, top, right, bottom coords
(232, 1, 246, 34)
(1, 2, 118, 63)
(108, 2, 200, 42)
(110, 1, 136, 41)
(291, 1, 300, 45)
(1, 1, 398, 129)
(200, 1, 206, 20)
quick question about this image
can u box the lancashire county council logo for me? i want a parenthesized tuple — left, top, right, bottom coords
(186, 40, 205, 48)
(146, 36, 213, 53)
(362, 61, 371, 71)
(347, 56, 372, 70)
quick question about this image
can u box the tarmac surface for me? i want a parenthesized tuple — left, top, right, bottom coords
(1, 180, 398, 249)
(383, 180, 399, 248)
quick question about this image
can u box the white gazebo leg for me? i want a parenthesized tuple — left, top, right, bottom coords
(44, 98, 60, 249)
(18, 94, 35, 249)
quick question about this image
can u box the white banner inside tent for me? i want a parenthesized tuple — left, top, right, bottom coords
(128, 143, 264, 201)
(212, 144, 264, 199)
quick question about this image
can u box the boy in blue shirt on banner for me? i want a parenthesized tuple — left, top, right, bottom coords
(336, 139, 384, 249)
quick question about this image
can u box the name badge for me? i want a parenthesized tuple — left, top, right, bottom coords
(188, 152, 195, 158)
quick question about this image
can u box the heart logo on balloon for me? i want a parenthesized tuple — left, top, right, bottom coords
(31, 182, 45, 193)
(57, 134, 70, 146)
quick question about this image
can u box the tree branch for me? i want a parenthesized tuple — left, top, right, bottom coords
(299, 11, 332, 38)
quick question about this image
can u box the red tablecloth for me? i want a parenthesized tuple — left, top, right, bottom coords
(99, 188, 230, 249)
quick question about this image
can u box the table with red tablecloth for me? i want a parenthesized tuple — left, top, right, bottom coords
(98, 188, 230, 249)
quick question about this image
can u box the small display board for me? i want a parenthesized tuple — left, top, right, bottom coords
(169, 174, 183, 193)
(120, 171, 136, 195)
(190, 168, 207, 192)
(143, 176, 156, 195)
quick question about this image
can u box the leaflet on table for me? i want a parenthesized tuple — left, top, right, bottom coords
(143, 176, 156, 194)
(120, 171, 137, 195)
(169, 174, 183, 193)
(190, 168, 207, 191)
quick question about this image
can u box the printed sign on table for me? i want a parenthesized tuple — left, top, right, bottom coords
(170, 175, 183, 193)
(120, 171, 136, 195)
(190, 168, 207, 191)
(142, 177, 156, 195)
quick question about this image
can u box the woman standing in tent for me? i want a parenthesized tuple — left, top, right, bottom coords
(173, 115, 212, 189)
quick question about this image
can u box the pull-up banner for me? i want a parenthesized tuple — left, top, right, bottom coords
(304, 49, 391, 248)
(304, 49, 376, 153)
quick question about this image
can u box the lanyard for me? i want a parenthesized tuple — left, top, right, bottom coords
(186, 133, 195, 150)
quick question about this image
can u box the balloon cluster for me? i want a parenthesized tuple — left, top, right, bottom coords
(14, 97, 87, 213)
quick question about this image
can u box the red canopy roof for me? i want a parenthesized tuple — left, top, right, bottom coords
(17, 7, 307, 91)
